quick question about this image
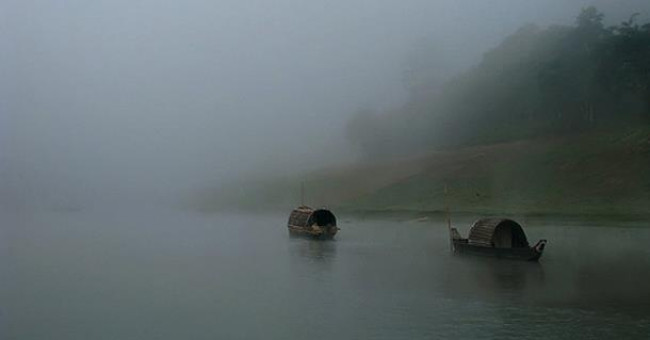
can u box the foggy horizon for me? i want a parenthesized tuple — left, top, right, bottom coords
(2, 0, 648, 209)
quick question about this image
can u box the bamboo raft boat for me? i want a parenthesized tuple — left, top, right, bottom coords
(287, 206, 339, 239)
(450, 218, 547, 261)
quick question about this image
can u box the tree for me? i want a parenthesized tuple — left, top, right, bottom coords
(576, 6, 604, 30)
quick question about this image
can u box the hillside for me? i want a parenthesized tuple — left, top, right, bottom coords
(347, 8, 650, 158)
(197, 128, 650, 219)
(194, 8, 650, 220)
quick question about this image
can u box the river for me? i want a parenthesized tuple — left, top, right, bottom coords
(2, 211, 649, 339)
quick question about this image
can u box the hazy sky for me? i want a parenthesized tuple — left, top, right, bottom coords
(1, 0, 648, 208)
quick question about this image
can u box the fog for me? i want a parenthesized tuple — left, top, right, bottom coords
(2, 0, 647, 209)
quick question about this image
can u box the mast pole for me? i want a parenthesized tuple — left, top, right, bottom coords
(300, 181, 305, 206)
(445, 184, 451, 230)
(445, 183, 453, 252)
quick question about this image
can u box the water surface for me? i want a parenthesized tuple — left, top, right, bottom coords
(2, 211, 649, 339)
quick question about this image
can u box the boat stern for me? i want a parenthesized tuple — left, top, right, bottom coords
(532, 239, 547, 255)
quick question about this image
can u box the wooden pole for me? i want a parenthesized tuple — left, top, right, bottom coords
(445, 184, 451, 230)
(300, 181, 305, 206)
(445, 183, 453, 252)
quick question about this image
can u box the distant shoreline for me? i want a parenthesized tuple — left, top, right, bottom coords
(333, 207, 650, 224)
(196, 128, 650, 223)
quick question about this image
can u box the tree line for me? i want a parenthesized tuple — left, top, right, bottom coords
(347, 7, 650, 158)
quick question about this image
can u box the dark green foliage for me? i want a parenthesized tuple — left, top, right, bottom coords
(348, 7, 650, 157)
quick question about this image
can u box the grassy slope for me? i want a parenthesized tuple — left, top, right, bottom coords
(200, 128, 650, 218)
(341, 128, 650, 217)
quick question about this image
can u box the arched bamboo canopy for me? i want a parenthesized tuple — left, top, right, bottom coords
(468, 218, 529, 248)
(288, 206, 337, 228)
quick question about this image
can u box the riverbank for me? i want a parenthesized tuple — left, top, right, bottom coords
(196, 127, 650, 220)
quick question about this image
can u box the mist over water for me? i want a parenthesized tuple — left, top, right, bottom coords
(2, 0, 649, 209)
(2, 211, 649, 339)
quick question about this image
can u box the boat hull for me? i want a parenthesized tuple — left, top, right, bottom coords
(288, 226, 338, 239)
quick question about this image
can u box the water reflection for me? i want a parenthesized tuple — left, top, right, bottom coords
(441, 256, 546, 303)
(290, 237, 338, 261)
